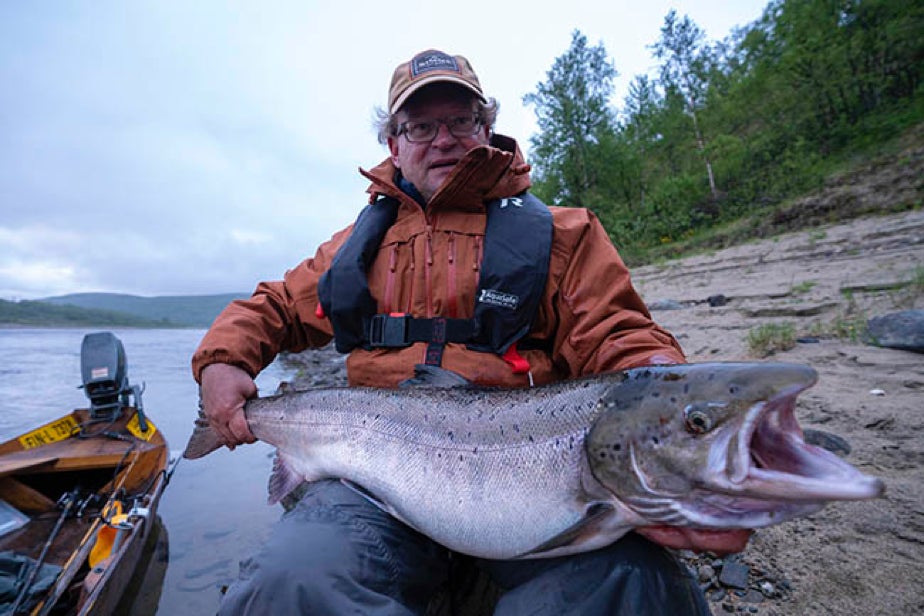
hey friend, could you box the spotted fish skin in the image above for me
[184,362,884,560]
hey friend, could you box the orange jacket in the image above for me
[191,135,684,388]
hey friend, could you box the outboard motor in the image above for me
[80,332,145,428]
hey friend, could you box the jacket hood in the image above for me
[359,133,532,212]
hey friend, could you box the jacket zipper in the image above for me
[383,244,398,314]
[424,224,434,317]
[447,232,457,317]
[406,235,416,313]
[473,235,482,274]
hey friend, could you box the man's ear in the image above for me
[387,136,401,167]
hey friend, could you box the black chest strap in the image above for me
[317,197,399,353]
[317,193,553,367]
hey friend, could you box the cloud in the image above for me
[0,260,78,299]
[0,0,767,300]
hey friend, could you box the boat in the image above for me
[0,332,173,615]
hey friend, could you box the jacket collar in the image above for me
[359,134,532,212]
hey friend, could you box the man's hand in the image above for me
[199,363,258,450]
[635,525,753,555]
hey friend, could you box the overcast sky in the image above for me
[1,0,768,300]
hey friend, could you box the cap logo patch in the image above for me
[411,51,459,77]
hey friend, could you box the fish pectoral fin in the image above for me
[399,365,472,389]
[267,451,306,505]
[518,502,622,559]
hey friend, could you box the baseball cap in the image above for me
[388,49,486,114]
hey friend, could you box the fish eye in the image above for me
[683,404,714,434]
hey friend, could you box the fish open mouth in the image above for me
[726,383,885,502]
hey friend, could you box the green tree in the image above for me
[524,0,923,263]
[768,0,924,145]
[621,75,661,209]
[523,30,618,209]
[651,10,720,202]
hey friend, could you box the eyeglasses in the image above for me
[396,113,484,143]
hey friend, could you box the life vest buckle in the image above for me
[368,313,412,348]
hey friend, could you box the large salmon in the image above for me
[183,362,884,559]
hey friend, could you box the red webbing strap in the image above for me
[502,343,530,374]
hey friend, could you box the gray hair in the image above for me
[373,97,499,145]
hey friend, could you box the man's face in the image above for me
[388,85,490,202]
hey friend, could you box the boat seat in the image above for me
[0,436,145,479]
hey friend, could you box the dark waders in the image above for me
[219,480,710,615]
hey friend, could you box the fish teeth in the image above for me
[728,402,764,483]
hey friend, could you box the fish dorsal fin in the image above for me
[517,502,620,559]
[267,451,306,505]
[398,364,472,389]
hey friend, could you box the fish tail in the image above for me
[182,418,224,459]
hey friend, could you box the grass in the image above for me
[829,314,869,342]
[748,309,872,357]
[890,265,924,309]
[790,280,817,295]
[622,124,923,268]
[747,322,797,357]
[807,313,869,343]
[808,230,827,244]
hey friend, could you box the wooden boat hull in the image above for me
[0,407,170,615]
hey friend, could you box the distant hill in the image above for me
[0,298,183,328]
[40,292,247,328]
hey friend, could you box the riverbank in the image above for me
[633,208,923,615]
[281,208,923,615]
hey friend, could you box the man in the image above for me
[194,49,748,614]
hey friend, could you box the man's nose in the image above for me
[431,122,458,147]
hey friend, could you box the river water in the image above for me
[0,328,290,615]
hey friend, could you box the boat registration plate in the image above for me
[19,416,79,449]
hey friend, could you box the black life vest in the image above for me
[316,192,553,369]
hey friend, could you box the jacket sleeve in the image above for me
[548,208,685,375]
[190,227,350,383]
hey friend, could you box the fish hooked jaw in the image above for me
[721,387,885,502]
